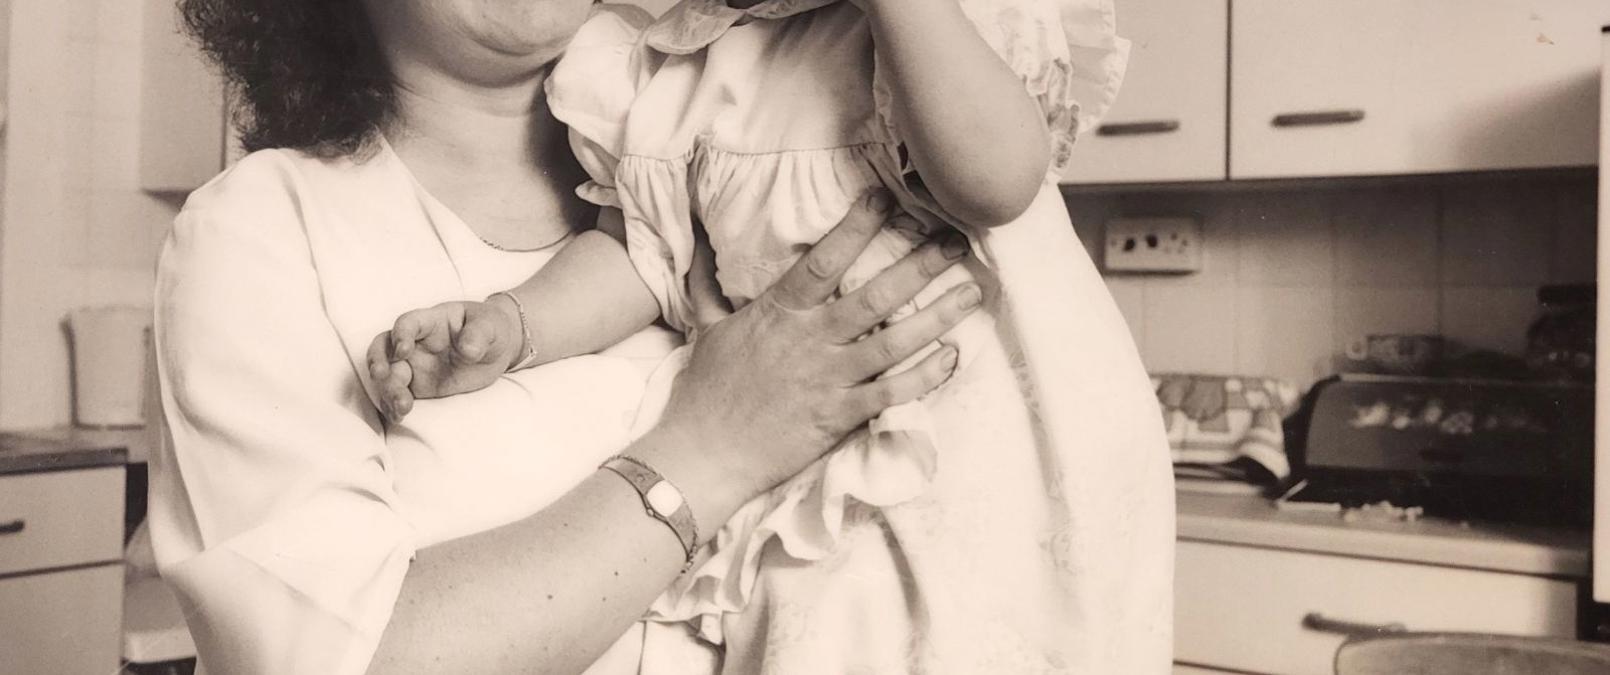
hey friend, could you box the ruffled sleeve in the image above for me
[875,0,1130,179]
[150,155,415,674]
[548,4,659,209]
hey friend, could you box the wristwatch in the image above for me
[600,455,700,571]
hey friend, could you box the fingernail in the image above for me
[867,189,893,214]
[942,236,969,260]
[941,347,959,371]
[959,284,983,309]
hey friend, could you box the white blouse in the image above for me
[151,141,678,674]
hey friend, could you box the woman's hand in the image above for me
[637,190,980,531]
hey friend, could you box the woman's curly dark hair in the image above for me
[180,0,394,158]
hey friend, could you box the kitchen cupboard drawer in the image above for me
[1061,0,1228,183]
[0,468,124,576]
[0,564,123,674]
[1176,540,1578,675]
[1172,664,1238,674]
[1230,0,1610,179]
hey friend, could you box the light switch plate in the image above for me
[1104,216,1203,273]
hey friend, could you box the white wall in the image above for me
[0,0,180,429]
[0,0,679,430]
[1065,174,1598,392]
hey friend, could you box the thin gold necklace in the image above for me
[476,229,574,253]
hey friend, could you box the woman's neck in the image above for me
[385,65,587,249]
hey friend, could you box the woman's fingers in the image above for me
[826,231,969,341]
[766,189,894,312]
[843,281,981,380]
[846,345,960,420]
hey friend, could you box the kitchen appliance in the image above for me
[65,305,152,428]
[1344,334,1445,376]
[1279,374,1593,527]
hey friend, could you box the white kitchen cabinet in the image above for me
[1061,0,1228,184]
[1230,0,1609,180]
[140,0,231,193]
[0,466,125,674]
[1175,540,1578,675]
[0,565,124,674]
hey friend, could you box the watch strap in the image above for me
[600,455,699,571]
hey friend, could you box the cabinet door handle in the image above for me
[0,519,23,536]
[1096,120,1181,136]
[1272,110,1366,127]
[1302,612,1407,636]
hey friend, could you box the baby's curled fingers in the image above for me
[454,314,499,363]
[846,345,960,420]
[365,332,394,416]
[384,359,416,422]
[391,304,461,360]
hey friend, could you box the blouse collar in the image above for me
[644,0,842,54]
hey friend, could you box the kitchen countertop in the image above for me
[0,427,137,475]
[1177,491,1589,578]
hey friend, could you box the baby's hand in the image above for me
[366,299,525,421]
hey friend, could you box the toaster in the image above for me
[1278,374,1593,528]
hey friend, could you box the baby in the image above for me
[371,0,1174,672]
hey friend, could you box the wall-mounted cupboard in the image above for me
[139,0,232,193]
[1063,0,1610,185]
[1059,0,1229,183]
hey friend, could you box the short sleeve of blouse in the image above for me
[875,0,1130,179]
[548,4,659,208]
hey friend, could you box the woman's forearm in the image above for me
[369,430,725,674]
[865,0,1049,227]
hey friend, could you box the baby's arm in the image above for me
[860,0,1051,227]
[368,208,660,421]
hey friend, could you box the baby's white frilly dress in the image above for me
[549,1,1176,672]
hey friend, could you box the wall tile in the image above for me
[1235,287,1334,390]
[1441,287,1538,354]
[94,0,144,48]
[1142,284,1235,374]
[1104,277,1146,355]
[1332,287,1440,356]
[1334,188,1439,286]
[1550,180,1597,284]
[1234,191,1333,287]
[1062,192,1118,266]
[1117,192,1238,286]
[1089,175,1578,395]
[1441,182,1554,286]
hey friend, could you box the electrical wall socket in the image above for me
[1103,216,1203,273]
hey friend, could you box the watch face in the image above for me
[645,481,684,515]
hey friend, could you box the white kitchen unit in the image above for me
[0,465,126,674]
[1060,0,1228,184]
[1176,493,1587,675]
[139,0,232,193]
[1231,0,1609,180]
